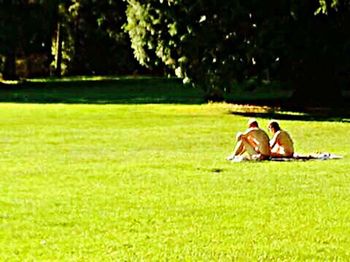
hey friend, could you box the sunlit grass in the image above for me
[25,75,163,82]
[0,103,349,260]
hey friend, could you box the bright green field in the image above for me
[0,102,349,261]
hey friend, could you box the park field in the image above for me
[0,101,349,261]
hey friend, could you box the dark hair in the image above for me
[268,121,280,131]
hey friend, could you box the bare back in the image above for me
[244,128,271,156]
[271,130,294,156]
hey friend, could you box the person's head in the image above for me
[268,120,280,133]
[248,118,259,128]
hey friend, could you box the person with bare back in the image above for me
[227,118,271,161]
[268,120,294,158]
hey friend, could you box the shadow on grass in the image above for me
[231,111,350,122]
[1,77,350,122]
[0,77,205,104]
[228,99,350,122]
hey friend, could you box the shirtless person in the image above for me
[227,119,271,161]
[268,120,294,158]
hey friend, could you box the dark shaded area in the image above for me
[228,98,350,122]
[0,77,205,104]
[231,111,350,123]
[211,168,224,173]
[1,77,349,122]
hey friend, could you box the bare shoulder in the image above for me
[281,130,292,137]
[244,127,257,135]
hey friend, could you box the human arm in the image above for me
[236,128,254,141]
[269,132,279,148]
[236,132,243,141]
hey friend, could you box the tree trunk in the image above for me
[2,0,17,80]
[3,49,17,80]
[55,21,63,77]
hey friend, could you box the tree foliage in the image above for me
[1,0,349,105]
[0,0,142,78]
[125,0,350,103]
[0,0,55,79]
[53,0,141,75]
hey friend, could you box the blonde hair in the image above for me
[248,118,258,127]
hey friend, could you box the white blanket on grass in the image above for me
[271,153,343,161]
[227,153,343,162]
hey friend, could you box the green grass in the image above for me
[0,102,349,260]
[0,76,205,104]
[0,76,295,104]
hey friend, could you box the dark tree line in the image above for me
[1,0,350,105]
[0,0,55,79]
[125,0,350,104]
[0,0,141,79]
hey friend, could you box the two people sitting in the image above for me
[227,118,294,161]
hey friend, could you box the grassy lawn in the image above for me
[0,76,294,104]
[0,100,349,260]
[0,77,205,104]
